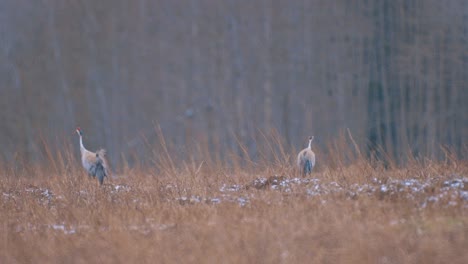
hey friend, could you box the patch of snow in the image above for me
[209,198,221,204]
[380,185,389,193]
[254,177,268,185]
[280,180,289,187]
[165,184,176,190]
[190,196,201,203]
[50,224,76,235]
[220,184,242,192]
[459,191,468,201]
[443,179,467,189]
[42,189,52,199]
[401,179,418,186]
[448,201,458,206]
[237,197,249,207]
[290,177,302,184]
[307,189,321,197]
[114,185,131,192]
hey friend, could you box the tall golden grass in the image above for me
[0,132,467,263]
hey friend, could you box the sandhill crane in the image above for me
[297,136,316,176]
[76,127,110,185]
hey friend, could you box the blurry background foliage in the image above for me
[0,0,466,167]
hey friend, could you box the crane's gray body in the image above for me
[89,154,107,185]
[77,128,109,185]
[297,137,316,176]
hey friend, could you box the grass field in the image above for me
[1,138,467,263]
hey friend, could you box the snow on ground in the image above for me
[13,222,177,236]
[214,175,468,208]
[4,175,467,235]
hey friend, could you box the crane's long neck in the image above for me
[308,139,312,149]
[79,135,86,154]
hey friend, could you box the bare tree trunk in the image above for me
[263,0,273,132]
[228,1,246,156]
[81,1,111,156]
[48,3,75,131]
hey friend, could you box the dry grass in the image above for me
[0,136,467,264]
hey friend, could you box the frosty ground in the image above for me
[1,160,467,263]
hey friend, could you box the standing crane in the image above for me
[297,136,316,176]
[76,127,110,185]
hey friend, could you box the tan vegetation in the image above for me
[0,1,466,262]
[1,134,467,263]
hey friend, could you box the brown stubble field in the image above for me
[0,139,467,264]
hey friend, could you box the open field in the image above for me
[1,141,467,264]
[1,1,466,263]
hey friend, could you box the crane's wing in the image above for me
[96,148,111,177]
[92,154,107,185]
[304,159,313,175]
[94,161,106,185]
[96,149,106,156]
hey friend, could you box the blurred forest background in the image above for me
[0,0,466,166]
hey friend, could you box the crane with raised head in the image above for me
[297,136,316,176]
[76,127,109,185]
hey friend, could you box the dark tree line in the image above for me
[0,0,466,166]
